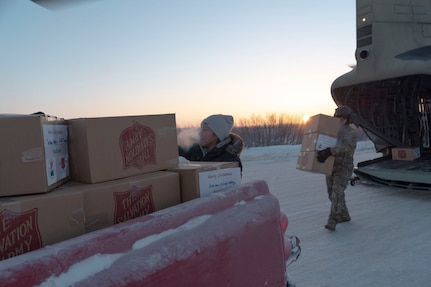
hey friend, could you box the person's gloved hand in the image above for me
[317,148,332,163]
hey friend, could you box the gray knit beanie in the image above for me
[201,114,234,141]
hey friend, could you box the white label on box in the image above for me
[315,134,337,151]
[198,167,242,197]
[43,125,70,185]
[413,147,421,159]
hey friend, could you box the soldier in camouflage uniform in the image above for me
[317,105,357,231]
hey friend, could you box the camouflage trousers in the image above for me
[325,173,350,222]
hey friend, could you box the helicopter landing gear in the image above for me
[350,176,360,186]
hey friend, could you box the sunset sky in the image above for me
[0,0,356,126]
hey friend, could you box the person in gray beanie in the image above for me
[179,114,244,171]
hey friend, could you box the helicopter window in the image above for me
[357,24,372,38]
[357,24,372,48]
[357,37,372,48]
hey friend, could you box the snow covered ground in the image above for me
[241,140,431,287]
[3,140,430,286]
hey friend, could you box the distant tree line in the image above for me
[178,113,368,148]
[233,113,303,147]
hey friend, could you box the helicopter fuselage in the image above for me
[331,0,431,190]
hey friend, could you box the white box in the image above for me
[392,147,420,161]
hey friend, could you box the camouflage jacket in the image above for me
[330,124,357,176]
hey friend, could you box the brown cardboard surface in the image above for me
[63,171,181,233]
[304,114,341,136]
[0,188,85,260]
[168,161,240,202]
[68,114,179,183]
[296,151,334,175]
[0,114,70,196]
[301,133,337,152]
[392,147,421,161]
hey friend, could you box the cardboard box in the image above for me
[392,147,421,161]
[68,114,179,183]
[63,171,181,233]
[168,162,241,202]
[301,133,337,152]
[304,114,340,136]
[0,188,85,261]
[296,151,334,175]
[0,114,70,197]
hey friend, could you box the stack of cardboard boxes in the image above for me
[296,114,341,175]
[0,113,242,261]
[65,114,181,234]
[0,114,182,260]
[0,114,79,261]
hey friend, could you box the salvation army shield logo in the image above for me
[397,150,407,159]
[119,122,157,170]
[113,185,155,224]
[0,208,43,260]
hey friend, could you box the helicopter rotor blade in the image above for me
[30,0,102,10]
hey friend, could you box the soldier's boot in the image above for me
[324,218,337,231]
[337,211,351,223]
[337,207,351,223]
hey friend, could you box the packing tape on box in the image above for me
[69,208,85,226]
[21,147,43,162]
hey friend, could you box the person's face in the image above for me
[339,117,348,125]
[199,125,218,149]
[335,114,348,125]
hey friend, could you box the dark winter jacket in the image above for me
[179,133,244,171]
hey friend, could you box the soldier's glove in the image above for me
[317,148,332,163]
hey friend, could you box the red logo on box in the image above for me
[0,208,43,260]
[114,185,155,224]
[397,150,407,159]
[119,122,156,170]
